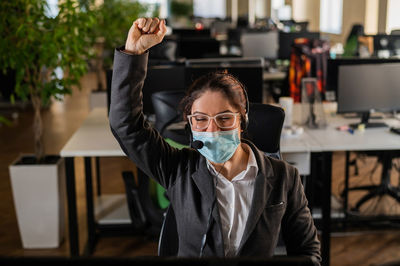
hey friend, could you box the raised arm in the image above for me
[124,17,166,55]
[109,18,193,189]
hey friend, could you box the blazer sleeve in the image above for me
[281,167,322,265]
[109,47,191,189]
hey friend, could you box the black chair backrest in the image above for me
[245,103,285,159]
[151,90,185,132]
[151,90,189,145]
[142,65,186,115]
[122,169,166,238]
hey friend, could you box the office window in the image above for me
[272,0,284,10]
[45,0,59,18]
[254,0,268,19]
[138,0,168,18]
[271,0,291,21]
[320,0,343,34]
[387,0,400,34]
[193,0,225,18]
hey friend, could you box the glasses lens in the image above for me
[191,114,210,129]
[215,113,236,128]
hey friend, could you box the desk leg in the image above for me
[84,157,96,255]
[65,157,79,257]
[344,151,350,224]
[95,157,101,196]
[321,152,332,266]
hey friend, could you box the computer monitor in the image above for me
[326,58,400,97]
[278,31,320,59]
[185,57,264,103]
[177,37,220,59]
[280,20,309,32]
[370,34,400,57]
[240,31,279,59]
[172,28,211,38]
[142,64,186,115]
[337,62,400,128]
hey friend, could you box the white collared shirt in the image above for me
[206,143,258,257]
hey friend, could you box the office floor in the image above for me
[1,71,400,265]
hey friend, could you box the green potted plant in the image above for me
[170,0,193,28]
[0,0,95,248]
[91,0,147,94]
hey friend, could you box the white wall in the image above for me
[386,0,400,33]
[292,0,320,32]
[365,0,379,35]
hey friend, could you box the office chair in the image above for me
[245,102,285,159]
[157,102,286,256]
[151,90,189,145]
[122,171,165,239]
[343,150,400,213]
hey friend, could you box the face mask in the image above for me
[192,128,240,164]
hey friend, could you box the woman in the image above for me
[109,17,321,263]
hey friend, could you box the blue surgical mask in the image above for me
[192,128,241,164]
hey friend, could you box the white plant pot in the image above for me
[9,155,66,249]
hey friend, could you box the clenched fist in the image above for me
[124,17,167,55]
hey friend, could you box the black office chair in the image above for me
[157,102,286,256]
[245,103,285,159]
[122,170,166,239]
[151,90,189,145]
[343,150,400,213]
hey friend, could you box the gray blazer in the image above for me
[109,48,321,264]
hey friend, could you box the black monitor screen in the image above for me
[186,65,263,103]
[142,64,186,115]
[172,28,211,38]
[371,34,400,55]
[337,63,400,114]
[177,37,220,59]
[326,58,400,97]
[241,31,279,59]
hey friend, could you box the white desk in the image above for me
[300,111,400,266]
[61,108,131,256]
[306,115,400,152]
[61,108,124,157]
[61,109,131,223]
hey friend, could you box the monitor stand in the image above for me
[349,112,388,129]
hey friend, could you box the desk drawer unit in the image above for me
[281,152,310,176]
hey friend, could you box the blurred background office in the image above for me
[1,1,400,266]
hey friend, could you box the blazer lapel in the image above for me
[191,156,225,256]
[237,142,275,254]
[191,157,215,206]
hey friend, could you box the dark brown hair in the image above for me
[180,71,248,125]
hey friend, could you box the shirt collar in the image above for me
[206,143,258,182]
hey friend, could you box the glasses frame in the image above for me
[187,112,240,131]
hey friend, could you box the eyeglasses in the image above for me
[187,112,240,130]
